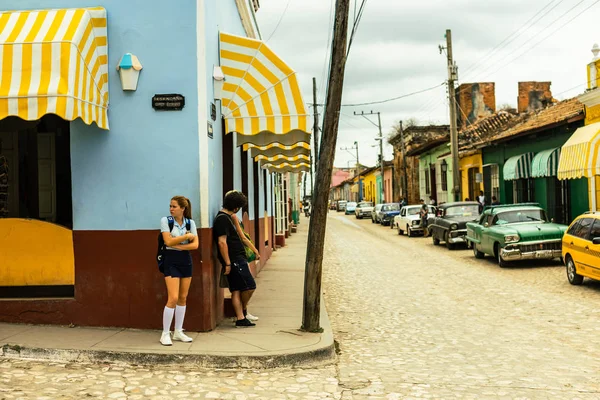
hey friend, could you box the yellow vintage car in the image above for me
[562,212,600,285]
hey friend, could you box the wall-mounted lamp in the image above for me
[213,66,225,100]
[440,159,448,173]
[117,53,142,91]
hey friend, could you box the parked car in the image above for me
[371,204,384,223]
[345,202,357,215]
[430,202,480,250]
[562,212,600,285]
[394,205,436,237]
[355,201,374,219]
[337,200,347,212]
[466,203,567,268]
[380,203,401,227]
[330,201,338,210]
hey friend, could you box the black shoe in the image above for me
[235,318,256,327]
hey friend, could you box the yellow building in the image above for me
[557,45,600,211]
[361,168,378,203]
[459,151,483,201]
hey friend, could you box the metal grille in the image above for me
[518,241,561,253]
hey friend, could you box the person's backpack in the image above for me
[157,216,191,272]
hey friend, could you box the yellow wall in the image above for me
[586,103,600,125]
[0,219,75,286]
[362,172,378,203]
[459,153,483,201]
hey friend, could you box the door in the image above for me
[583,219,600,280]
[37,133,56,222]
[566,218,594,278]
[0,132,19,217]
[429,165,437,204]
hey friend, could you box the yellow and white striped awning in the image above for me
[0,7,109,129]
[557,121,600,180]
[255,154,310,166]
[262,162,310,173]
[244,142,310,160]
[219,32,310,150]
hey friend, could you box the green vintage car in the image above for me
[466,203,568,268]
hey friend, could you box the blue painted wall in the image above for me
[203,0,256,225]
[2,0,200,230]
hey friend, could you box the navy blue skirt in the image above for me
[163,250,193,278]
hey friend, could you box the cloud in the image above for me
[257,0,600,168]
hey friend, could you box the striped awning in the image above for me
[503,152,534,181]
[0,7,109,129]
[531,148,560,178]
[244,142,310,160]
[262,162,310,173]
[219,32,310,163]
[557,122,600,180]
[255,154,310,166]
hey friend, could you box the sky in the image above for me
[256,0,600,169]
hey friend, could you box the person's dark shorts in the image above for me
[226,259,256,292]
[163,250,193,278]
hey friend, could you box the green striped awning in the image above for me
[531,148,560,178]
[503,152,534,181]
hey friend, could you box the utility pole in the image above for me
[354,110,384,203]
[302,0,350,333]
[340,142,360,201]
[313,77,320,165]
[399,121,408,202]
[441,29,461,202]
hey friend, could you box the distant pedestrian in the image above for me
[419,199,425,205]
[429,196,437,206]
[477,190,486,213]
[465,198,470,202]
[159,196,198,346]
[491,196,500,206]
[214,190,258,328]
[400,197,407,208]
[420,203,430,236]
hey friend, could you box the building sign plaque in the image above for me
[152,94,185,111]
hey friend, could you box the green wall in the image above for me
[482,121,586,223]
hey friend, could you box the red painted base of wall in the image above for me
[0,218,274,332]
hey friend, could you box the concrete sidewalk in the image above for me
[0,219,334,369]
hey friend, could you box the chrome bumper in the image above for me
[448,229,468,244]
[500,247,562,261]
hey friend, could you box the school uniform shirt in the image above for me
[160,217,198,250]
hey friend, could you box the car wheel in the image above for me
[495,244,510,268]
[445,232,455,250]
[473,243,484,259]
[566,255,584,285]
[407,225,413,237]
[432,234,440,246]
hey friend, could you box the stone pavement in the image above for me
[3,212,600,399]
[0,220,334,369]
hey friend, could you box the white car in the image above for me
[355,201,374,219]
[393,205,436,237]
[371,204,384,223]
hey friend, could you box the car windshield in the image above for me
[406,207,420,216]
[347,202,357,207]
[383,203,400,211]
[358,202,373,207]
[494,209,547,225]
[444,205,479,217]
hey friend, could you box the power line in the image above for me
[481,0,600,80]
[340,83,444,107]
[266,0,293,42]
[462,0,565,78]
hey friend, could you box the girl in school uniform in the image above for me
[159,196,199,346]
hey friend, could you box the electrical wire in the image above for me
[462,0,565,78]
[266,0,293,42]
[341,83,444,107]
[469,0,591,82]
[347,0,368,57]
[481,0,600,80]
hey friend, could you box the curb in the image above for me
[1,341,336,369]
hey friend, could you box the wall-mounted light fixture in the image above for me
[213,66,225,100]
[440,159,448,173]
[117,53,143,91]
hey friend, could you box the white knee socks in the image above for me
[163,306,175,333]
[175,305,186,331]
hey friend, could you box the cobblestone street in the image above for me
[3,213,600,399]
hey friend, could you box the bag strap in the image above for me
[167,216,175,232]
[217,213,243,242]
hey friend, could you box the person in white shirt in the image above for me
[477,190,486,213]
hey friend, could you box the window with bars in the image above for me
[441,167,448,191]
